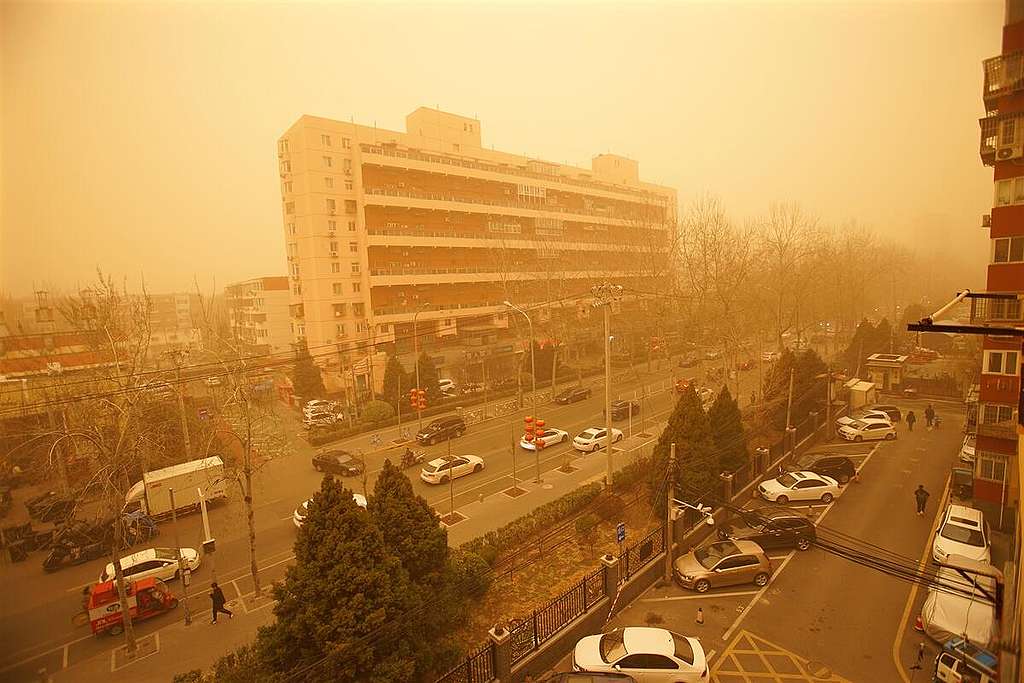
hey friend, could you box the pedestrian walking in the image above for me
[914,484,930,516]
[924,404,935,429]
[906,410,916,432]
[209,582,233,624]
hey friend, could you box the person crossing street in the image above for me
[209,582,233,624]
[924,404,935,429]
[914,484,930,516]
[906,410,916,432]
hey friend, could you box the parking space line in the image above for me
[231,579,243,599]
[62,644,69,669]
[640,590,759,603]
[722,551,797,644]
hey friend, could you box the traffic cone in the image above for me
[913,615,924,632]
[696,607,704,625]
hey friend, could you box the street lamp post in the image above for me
[591,283,623,487]
[413,303,431,431]
[504,301,539,483]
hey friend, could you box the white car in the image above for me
[758,471,841,504]
[293,493,367,528]
[959,435,976,464]
[99,547,200,584]
[837,418,897,442]
[303,400,335,418]
[835,410,891,428]
[438,378,456,394]
[520,427,569,450]
[303,412,337,430]
[932,505,991,565]
[573,627,708,682]
[573,427,624,453]
[420,454,485,484]
[203,376,221,387]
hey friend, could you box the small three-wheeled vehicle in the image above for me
[86,577,179,636]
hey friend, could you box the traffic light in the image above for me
[409,388,418,410]
[524,415,535,443]
[417,389,426,410]
[535,418,546,449]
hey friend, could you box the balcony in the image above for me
[976,421,1019,440]
[983,52,1024,106]
[289,303,305,319]
[978,113,1024,166]
[367,265,639,287]
[968,293,1024,325]
[365,226,654,253]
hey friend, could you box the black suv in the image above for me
[416,416,467,445]
[554,387,592,404]
[607,400,640,421]
[787,452,857,484]
[717,507,816,551]
[869,404,902,422]
[312,450,364,476]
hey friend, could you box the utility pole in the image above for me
[592,283,623,486]
[664,443,676,583]
[168,489,192,625]
[510,422,518,490]
[447,436,454,518]
[504,301,539,483]
[413,303,431,431]
[824,366,832,443]
[166,349,193,459]
[785,368,796,455]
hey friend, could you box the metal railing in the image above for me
[434,642,496,683]
[619,524,665,582]
[366,225,656,250]
[508,568,606,665]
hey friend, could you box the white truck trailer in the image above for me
[124,457,228,517]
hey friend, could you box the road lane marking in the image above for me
[63,644,69,669]
[891,473,951,683]
[640,590,759,602]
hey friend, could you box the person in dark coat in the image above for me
[210,582,233,623]
[924,404,935,428]
[914,484,930,516]
[906,411,917,432]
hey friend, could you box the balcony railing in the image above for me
[289,303,305,319]
[360,144,672,206]
[969,294,1024,325]
[372,301,507,318]
[978,113,1024,165]
[365,226,654,249]
[984,52,1024,105]
[977,421,1019,440]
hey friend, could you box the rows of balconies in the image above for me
[984,52,1024,107]
[364,226,658,252]
[976,421,1019,440]
[367,266,640,287]
[359,143,672,207]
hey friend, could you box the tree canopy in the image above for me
[291,341,326,400]
[762,348,827,431]
[708,386,747,473]
[651,384,719,508]
[381,354,408,405]
[415,352,441,401]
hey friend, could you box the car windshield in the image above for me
[848,420,868,430]
[671,632,695,665]
[424,463,441,473]
[777,473,798,487]
[154,548,178,560]
[598,631,627,663]
[332,454,352,464]
[694,541,738,569]
[794,454,816,468]
[580,430,599,439]
[940,522,985,547]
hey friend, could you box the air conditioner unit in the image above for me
[996,144,1024,160]
[330,251,339,258]
[983,214,992,227]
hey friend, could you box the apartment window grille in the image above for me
[351,262,361,274]
[281,160,291,173]
[283,181,293,193]
[333,303,347,317]
[328,219,337,231]
[982,403,1015,424]
[353,303,365,316]
[345,180,353,190]
[348,221,357,231]
[1001,119,1016,146]
[352,282,361,293]
[326,199,337,213]
[349,242,358,253]
[342,137,351,149]
[978,453,1007,482]
[278,140,289,154]
[288,222,296,235]
[336,324,345,336]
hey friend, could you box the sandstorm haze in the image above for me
[0,0,1002,295]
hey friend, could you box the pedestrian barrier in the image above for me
[434,641,496,683]
[619,524,665,582]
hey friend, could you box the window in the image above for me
[278,140,289,154]
[292,284,302,295]
[342,137,351,149]
[352,282,361,293]
[344,180,353,190]
[323,155,333,168]
[343,158,352,173]
[333,283,343,295]
[982,403,1015,424]
[353,303,365,316]
[979,453,1007,482]
[1014,177,1024,202]
[331,262,340,273]
[348,220,357,232]
[984,350,1019,375]
[281,160,291,173]
[996,180,1012,206]
[349,242,358,253]
[285,201,295,214]
[288,222,296,235]
[990,297,1023,321]
[1001,118,1016,146]
[329,241,339,252]
[324,177,334,189]
[328,219,337,231]
[326,198,336,213]
[351,262,361,274]
[993,236,1024,263]
[333,303,347,317]
[321,134,331,146]
[335,324,345,336]
[345,200,357,214]
[283,181,293,193]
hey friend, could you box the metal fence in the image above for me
[434,642,496,683]
[508,566,607,665]
[619,524,665,582]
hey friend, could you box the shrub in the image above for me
[447,549,492,598]
[361,400,395,424]
[593,493,624,522]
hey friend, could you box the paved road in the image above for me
[0,353,770,680]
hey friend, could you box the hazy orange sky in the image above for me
[0,0,1004,297]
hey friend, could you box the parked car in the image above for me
[868,404,902,422]
[26,491,76,523]
[293,493,367,528]
[420,454,484,484]
[203,376,221,387]
[758,471,840,504]
[303,399,335,418]
[736,359,755,371]
[573,427,624,452]
[933,504,991,565]
[312,450,363,476]
[959,434,977,464]
[717,507,816,551]
[837,418,897,442]
[572,627,708,682]
[554,387,592,404]
[99,547,200,584]
[438,378,456,393]
[674,539,772,594]
[542,672,635,683]
[416,416,467,445]
[303,412,337,430]
[606,400,639,421]
[785,452,857,485]
[520,427,570,450]
[703,349,722,360]
[460,382,485,395]
[835,410,891,428]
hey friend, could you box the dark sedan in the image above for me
[606,400,640,421]
[785,452,857,485]
[717,507,816,551]
[554,387,592,404]
[312,450,364,476]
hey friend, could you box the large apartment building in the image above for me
[224,276,292,354]
[276,107,677,389]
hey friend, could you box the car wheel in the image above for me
[430,437,437,446]
[694,579,711,593]
[615,434,623,443]
[473,464,482,473]
[854,435,863,442]
[753,572,770,587]
[167,597,179,610]
[776,495,789,504]
[796,536,811,551]
[821,492,834,504]
[440,475,449,484]
[108,623,124,637]
[885,433,896,440]
[837,473,851,485]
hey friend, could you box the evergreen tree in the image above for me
[763,348,827,430]
[381,354,408,405]
[258,476,417,682]
[415,352,441,401]
[650,385,719,509]
[291,341,326,400]
[708,386,747,472]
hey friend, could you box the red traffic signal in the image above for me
[409,388,418,409]
[536,437,546,449]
